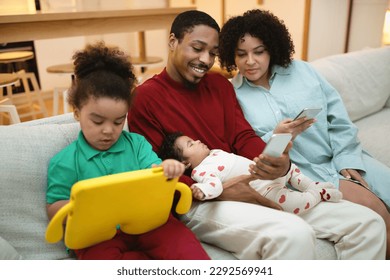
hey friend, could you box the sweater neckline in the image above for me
[160,68,201,92]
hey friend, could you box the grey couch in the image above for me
[1,46,389,260]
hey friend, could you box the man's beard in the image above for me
[183,78,198,90]
[182,64,209,90]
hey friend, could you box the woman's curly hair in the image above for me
[68,41,136,110]
[219,9,295,72]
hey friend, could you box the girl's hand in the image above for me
[153,159,185,179]
[274,118,315,140]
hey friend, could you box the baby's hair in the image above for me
[67,41,136,110]
[158,131,185,161]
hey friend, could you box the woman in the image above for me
[218,9,390,258]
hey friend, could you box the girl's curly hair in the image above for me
[219,9,295,73]
[68,41,136,110]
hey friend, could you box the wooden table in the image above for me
[0,7,192,43]
[0,51,34,64]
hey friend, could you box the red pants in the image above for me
[74,214,210,260]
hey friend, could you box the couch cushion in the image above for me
[0,122,80,259]
[0,236,22,260]
[311,47,390,122]
[18,112,76,126]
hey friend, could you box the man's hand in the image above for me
[249,142,292,181]
[218,177,283,211]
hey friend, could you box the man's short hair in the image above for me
[170,10,220,41]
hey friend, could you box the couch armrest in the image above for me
[385,96,390,108]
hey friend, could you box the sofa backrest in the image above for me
[0,119,80,259]
[310,47,390,122]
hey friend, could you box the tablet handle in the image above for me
[45,203,72,243]
[174,182,192,214]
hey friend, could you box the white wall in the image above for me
[348,0,387,52]
[170,0,306,59]
[308,0,387,61]
[308,0,349,61]
[3,0,388,90]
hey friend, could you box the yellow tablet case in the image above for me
[45,167,192,249]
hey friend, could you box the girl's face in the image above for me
[175,135,210,168]
[234,34,271,88]
[74,96,128,151]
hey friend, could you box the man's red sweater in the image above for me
[128,69,266,184]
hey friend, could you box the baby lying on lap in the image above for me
[159,132,342,215]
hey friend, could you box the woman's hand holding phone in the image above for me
[293,108,322,121]
[274,118,314,140]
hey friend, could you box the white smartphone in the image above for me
[263,133,292,157]
[293,107,322,121]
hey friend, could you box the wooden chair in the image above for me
[0,73,20,125]
[46,63,74,115]
[0,98,21,124]
[3,70,48,121]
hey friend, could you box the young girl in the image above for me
[159,132,342,215]
[46,42,209,260]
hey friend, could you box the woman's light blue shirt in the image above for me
[231,60,390,205]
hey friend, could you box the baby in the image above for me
[159,132,342,215]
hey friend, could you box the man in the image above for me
[128,10,386,259]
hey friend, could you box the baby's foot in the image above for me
[319,188,342,202]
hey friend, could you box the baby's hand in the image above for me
[154,159,185,179]
[190,185,206,200]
